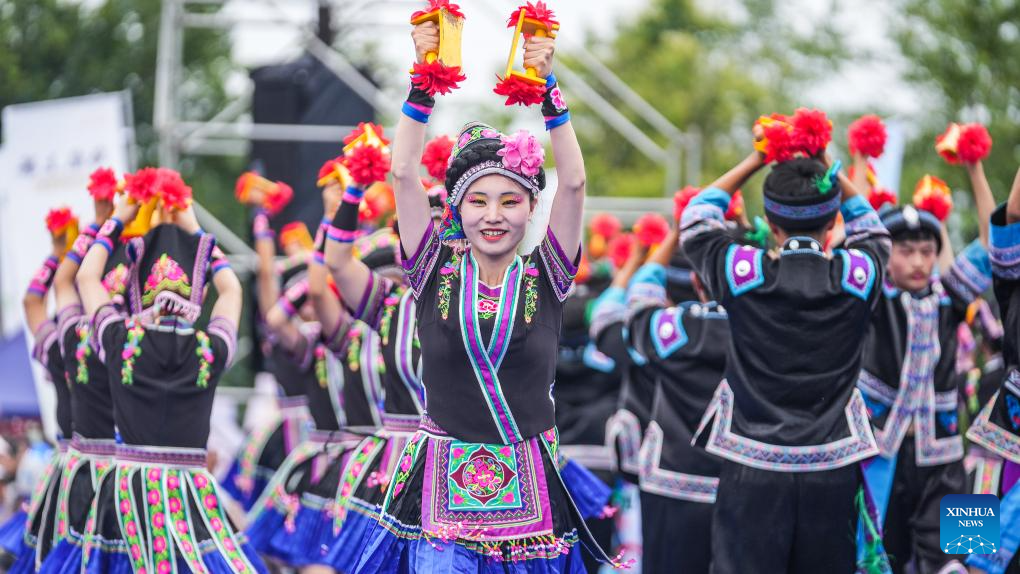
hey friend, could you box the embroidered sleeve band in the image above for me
[680,188,729,244]
[27,256,60,297]
[402,83,436,124]
[990,204,1020,279]
[66,223,100,265]
[542,74,570,131]
[93,218,124,254]
[944,240,992,304]
[627,263,669,309]
[253,210,274,240]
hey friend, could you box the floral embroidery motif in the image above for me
[379,295,400,344]
[438,251,462,320]
[102,263,129,299]
[477,294,499,320]
[121,320,145,385]
[195,331,214,388]
[524,261,539,324]
[115,467,149,574]
[191,470,256,574]
[347,328,362,372]
[143,468,173,574]
[75,324,91,384]
[384,433,425,509]
[165,469,206,574]
[315,344,328,388]
[333,437,385,535]
[142,254,191,306]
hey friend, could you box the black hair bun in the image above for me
[763,157,838,201]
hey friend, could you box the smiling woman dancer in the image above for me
[352,18,619,574]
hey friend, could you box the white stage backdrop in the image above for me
[0,92,134,438]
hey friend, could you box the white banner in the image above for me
[0,92,134,438]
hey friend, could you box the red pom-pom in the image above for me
[343,122,391,148]
[88,168,119,201]
[156,168,192,211]
[726,191,745,222]
[607,233,635,270]
[494,75,546,107]
[412,61,466,96]
[633,213,670,247]
[317,160,337,183]
[422,135,454,181]
[344,145,391,187]
[507,1,558,30]
[411,0,464,20]
[673,186,701,223]
[762,122,797,164]
[45,207,76,234]
[868,187,897,211]
[791,108,832,156]
[914,175,953,222]
[957,124,992,164]
[266,182,293,216]
[124,168,160,203]
[360,183,396,223]
[847,115,887,158]
[589,213,622,239]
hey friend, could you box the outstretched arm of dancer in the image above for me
[312,184,353,341]
[23,231,67,335]
[1010,167,1020,225]
[264,280,309,353]
[323,177,373,306]
[248,206,280,319]
[534,34,585,257]
[964,159,996,247]
[391,21,438,258]
[78,198,139,318]
[54,198,112,310]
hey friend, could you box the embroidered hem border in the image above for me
[695,381,880,472]
[639,422,718,503]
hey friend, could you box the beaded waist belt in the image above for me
[71,435,117,457]
[116,444,207,468]
[382,413,420,433]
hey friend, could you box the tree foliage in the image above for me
[567,0,849,198]
[0,0,244,231]
[892,0,1020,218]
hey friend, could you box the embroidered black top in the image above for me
[554,288,620,449]
[681,190,890,472]
[402,222,579,445]
[590,286,657,434]
[858,240,990,465]
[96,307,235,449]
[625,263,729,486]
[966,205,1020,466]
[33,318,73,439]
[349,273,424,417]
[59,304,116,440]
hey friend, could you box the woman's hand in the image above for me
[113,196,141,224]
[323,183,342,221]
[172,205,202,235]
[94,199,114,225]
[523,35,555,79]
[412,22,439,64]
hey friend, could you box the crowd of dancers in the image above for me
[1,3,1019,574]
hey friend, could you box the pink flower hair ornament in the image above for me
[497,130,545,178]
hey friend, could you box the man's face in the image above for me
[888,238,938,293]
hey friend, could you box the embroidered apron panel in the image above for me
[422,436,553,541]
